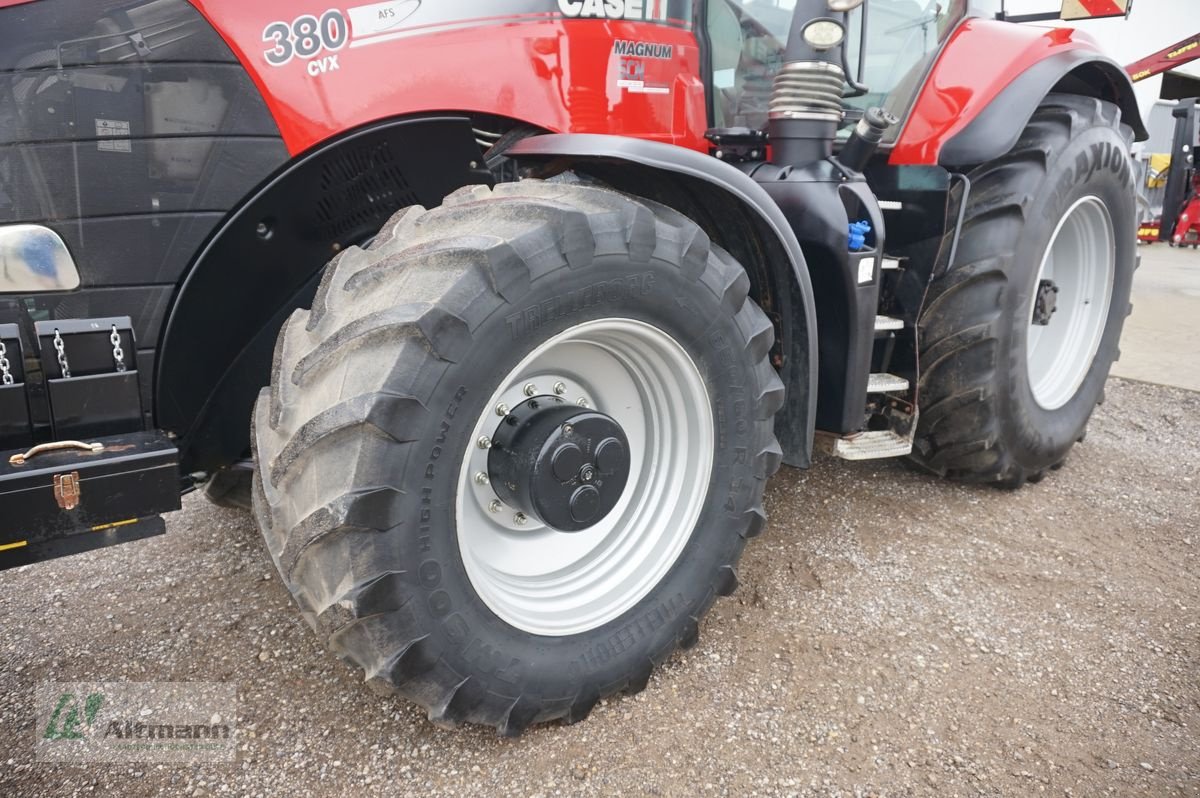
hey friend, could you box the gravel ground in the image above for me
[1,377,1197,797]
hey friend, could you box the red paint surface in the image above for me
[1126,32,1200,82]
[189,0,707,156]
[4,1,1120,171]
[890,19,1105,165]
[1078,0,1123,16]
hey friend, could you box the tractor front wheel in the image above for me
[911,94,1136,486]
[251,179,783,734]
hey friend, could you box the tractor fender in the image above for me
[891,19,1147,168]
[157,115,492,474]
[939,51,1146,167]
[507,133,820,466]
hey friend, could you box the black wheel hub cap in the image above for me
[488,397,630,532]
[1032,279,1060,326]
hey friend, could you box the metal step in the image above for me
[823,430,914,460]
[877,200,904,211]
[874,315,904,332]
[868,372,909,393]
[881,257,903,271]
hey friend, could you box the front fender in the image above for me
[892,19,1147,167]
[508,133,820,466]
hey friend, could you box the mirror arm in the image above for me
[842,8,871,98]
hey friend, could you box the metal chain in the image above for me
[0,341,12,386]
[53,330,71,379]
[110,325,127,373]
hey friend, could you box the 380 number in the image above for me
[263,10,348,67]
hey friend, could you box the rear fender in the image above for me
[891,19,1147,167]
[508,133,819,466]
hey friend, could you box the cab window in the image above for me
[707,0,969,136]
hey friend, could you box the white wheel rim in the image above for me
[1026,196,1115,411]
[455,318,714,637]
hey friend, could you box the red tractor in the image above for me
[0,0,1143,733]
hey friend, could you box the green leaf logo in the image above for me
[43,692,104,740]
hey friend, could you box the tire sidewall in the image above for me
[1000,123,1135,467]
[387,253,764,700]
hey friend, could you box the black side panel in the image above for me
[0,0,287,443]
[0,1,246,69]
[0,138,286,221]
[0,323,31,450]
[158,117,493,473]
[46,213,226,286]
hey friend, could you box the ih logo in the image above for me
[43,692,104,740]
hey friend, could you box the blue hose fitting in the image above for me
[848,220,871,251]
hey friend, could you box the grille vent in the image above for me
[315,140,419,240]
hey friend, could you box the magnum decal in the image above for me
[613,40,674,59]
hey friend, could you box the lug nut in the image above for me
[577,398,589,408]
[488,500,502,514]
[523,383,537,397]
[562,423,574,435]
[495,403,509,417]
[478,435,492,449]
[553,382,567,395]
[474,472,490,486]
[514,512,528,526]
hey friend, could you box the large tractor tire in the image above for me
[251,179,783,734]
[911,94,1136,486]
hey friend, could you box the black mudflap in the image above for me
[0,431,181,570]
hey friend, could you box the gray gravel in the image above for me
[1,377,1197,797]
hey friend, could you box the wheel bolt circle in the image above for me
[514,512,528,526]
[488,500,502,514]
[478,435,492,449]
[474,472,489,486]
[495,403,509,417]
[553,382,566,395]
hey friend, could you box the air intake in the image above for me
[769,61,846,123]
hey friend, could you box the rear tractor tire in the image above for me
[911,94,1136,486]
[251,180,784,734]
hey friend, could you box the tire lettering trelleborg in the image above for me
[505,274,657,339]
[569,592,685,676]
[420,383,524,686]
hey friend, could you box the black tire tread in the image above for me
[252,179,781,734]
[911,93,1127,487]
